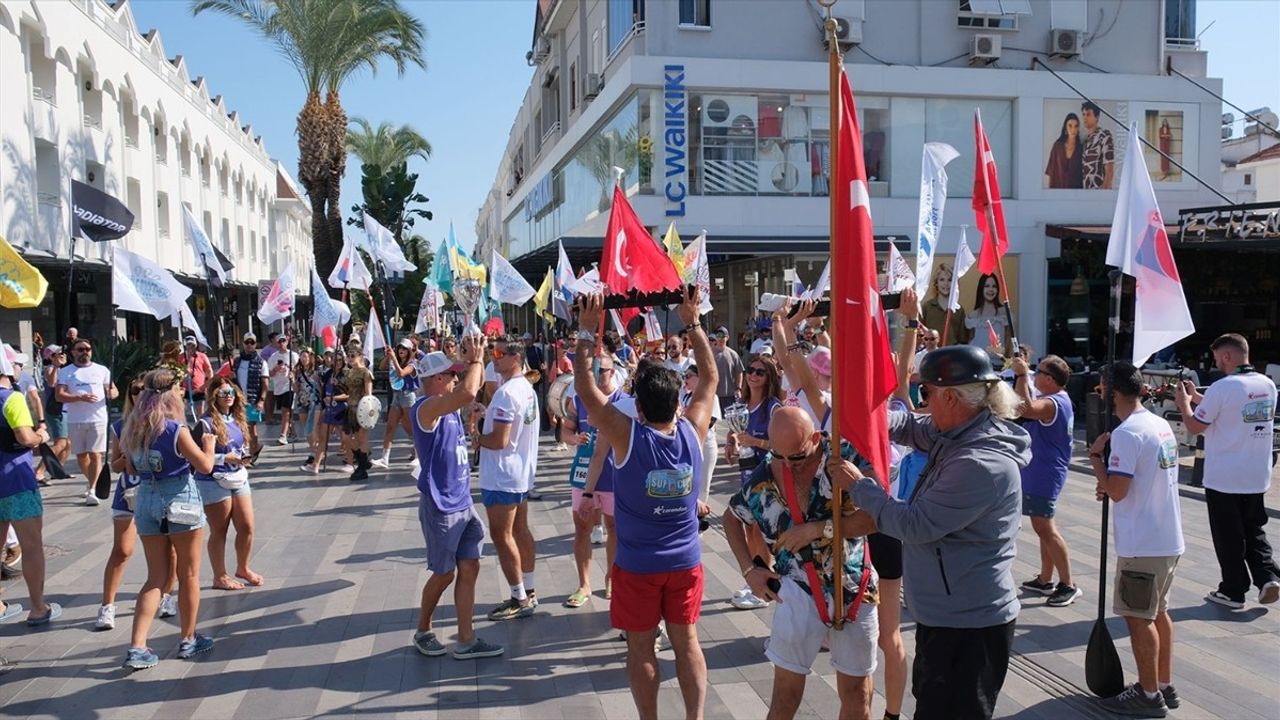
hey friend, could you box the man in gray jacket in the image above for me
[837,345,1029,720]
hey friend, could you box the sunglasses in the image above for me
[74,347,92,353]
[780,447,814,462]
[491,348,506,359]
[129,386,143,397]
[746,367,768,377]
[215,388,237,398]
[244,340,257,346]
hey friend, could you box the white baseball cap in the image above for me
[243,332,257,342]
[417,351,464,378]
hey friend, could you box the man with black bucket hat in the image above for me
[834,344,1030,720]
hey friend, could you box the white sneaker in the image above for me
[339,464,355,475]
[94,603,115,630]
[731,587,768,610]
[158,593,178,618]
[591,525,605,545]
[276,435,288,445]
[84,493,100,507]
[1260,580,1280,605]
[655,626,671,652]
[371,455,390,469]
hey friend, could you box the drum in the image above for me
[355,395,382,429]
[546,373,576,420]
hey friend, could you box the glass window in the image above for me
[608,0,644,55]
[680,0,711,27]
[958,1,1018,30]
[925,98,1012,198]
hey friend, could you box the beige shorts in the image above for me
[1114,555,1180,620]
[69,421,107,455]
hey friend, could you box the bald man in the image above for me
[724,406,880,720]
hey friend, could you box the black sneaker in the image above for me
[1161,685,1180,709]
[1098,683,1168,718]
[1047,583,1082,607]
[1021,577,1055,596]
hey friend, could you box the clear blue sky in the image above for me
[129,0,1276,256]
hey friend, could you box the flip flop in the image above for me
[26,602,62,627]
[0,602,24,623]
[564,591,590,609]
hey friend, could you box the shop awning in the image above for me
[1046,222,1280,252]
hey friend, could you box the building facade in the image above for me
[0,0,312,352]
[485,0,1231,365]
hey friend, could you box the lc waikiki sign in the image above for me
[663,65,688,218]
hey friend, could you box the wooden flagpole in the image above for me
[975,109,1018,357]
[820,0,845,631]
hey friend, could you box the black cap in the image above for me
[918,345,1001,387]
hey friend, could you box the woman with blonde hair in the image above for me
[95,379,179,631]
[195,376,261,590]
[920,261,967,347]
[116,368,217,670]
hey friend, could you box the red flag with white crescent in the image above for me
[972,110,1009,276]
[832,68,896,488]
[599,185,681,294]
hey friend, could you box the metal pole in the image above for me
[821,0,845,631]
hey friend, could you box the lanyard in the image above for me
[780,463,871,627]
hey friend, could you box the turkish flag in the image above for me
[971,110,1009,276]
[832,69,896,488]
[599,185,681,294]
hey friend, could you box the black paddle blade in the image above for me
[94,463,112,500]
[38,444,71,480]
[1085,617,1126,697]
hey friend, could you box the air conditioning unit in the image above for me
[969,33,1002,64]
[583,73,602,101]
[532,36,551,63]
[825,15,862,49]
[1050,29,1082,58]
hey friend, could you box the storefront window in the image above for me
[887,97,1012,198]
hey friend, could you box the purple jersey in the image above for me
[109,420,140,513]
[412,400,472,513]
[127,419,190,480]
[194,415,247,482]
[1020,391,1074,499]
[613,417,703,574]
[738,397,780,485]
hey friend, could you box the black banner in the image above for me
[71,179,134,243]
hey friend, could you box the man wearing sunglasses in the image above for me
[55,340,117,506]
[843,345,1030,720]
[663,336,693,376]
[573,288,717,720]
[231,333,268,461]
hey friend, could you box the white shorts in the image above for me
[70,422,107,455]
[766,577,879,678]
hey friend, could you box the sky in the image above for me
[128,0,1278,255]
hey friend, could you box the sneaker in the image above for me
[553,442,568,452]
[300,463,316,473]
[1098,682,1168,718]
[339,463,355,475]
[1259,580,1280,605]
[731,588,768,610]
[1047,584,1082,607]
[591,525,605,545]
[1160,685,1181,710]
[0,549,19,579]
[370,456,390,469]
[527,591,539,609]
[527,487,543,500]
[413,630,447,657]
[84,492,100,507]
[95,604,116,631]
[1021,577,1056,596]
[176,634,214,659]
[655,626,671,652]
[158,593,178,618]
[1205,590,1245,609]
[276,435,288,445]
[453,637,504,660]
[487,597,535,621]
[123,647,159,671]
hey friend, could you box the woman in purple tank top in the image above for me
[197,376,261,591]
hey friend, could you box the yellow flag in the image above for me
[662,223,685,277]
[533,267,554,323]
[449,246,487,284]
[0,234,48,309]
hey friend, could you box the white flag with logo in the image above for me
[257,261,296,324]
[112,247,192,319]
[948,229,977,312]
[174,301,208,348]
[489,250,537,305]
[567,267,605,296]
[363,212,416,273]
[914,142,960,299]
[328,233,374,291]
[885,243,916,293]
[183,205,225,285]
[415,283,444,334]
[364,305,387,364]
[682,232,713,314]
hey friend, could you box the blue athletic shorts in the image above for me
[480,489,528,507]
[419,494,484,574]
[1021,493,1057,519]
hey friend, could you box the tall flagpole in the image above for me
[820,0,845,631]
[976,109,1018,356]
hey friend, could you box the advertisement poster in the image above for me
[1143,109,1185,183]
[1042,99,1126,190]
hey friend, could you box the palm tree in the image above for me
[346,117,432,169]
[190,0,426,285]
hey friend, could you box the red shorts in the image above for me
[610,563,704,631]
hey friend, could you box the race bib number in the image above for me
[569,433,595,489]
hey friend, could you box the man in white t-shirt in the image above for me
[1175,333,1280,608]
[266,336,299,445]
[474,335,541,621]
[663,336,694,375]
[1089,361,1185,716]
[55,339,118,506]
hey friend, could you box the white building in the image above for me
[485,0,1242,365]
[0,0,312,351]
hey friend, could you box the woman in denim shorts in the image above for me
[374,340,420,468]
[115,369,218,670]
[96,380,178,632]
[195,376,261,591]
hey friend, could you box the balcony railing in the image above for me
[606,21,646,65]
[84,113,103,130]
[32,86,55,105]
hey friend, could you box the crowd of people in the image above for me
[2,290,1278,720]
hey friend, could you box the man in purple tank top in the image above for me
[573,288,717,720]
[408,335,505,661]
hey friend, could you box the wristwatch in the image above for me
[822,519,834,540]
[905,319,920,329]
[581,491,594,498]
[684,320,705,333]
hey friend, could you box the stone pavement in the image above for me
[2,429,1279,720]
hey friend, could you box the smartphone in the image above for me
[752,555,782,594]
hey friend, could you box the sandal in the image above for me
[564,591,590,609]
[0,602,24,623]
